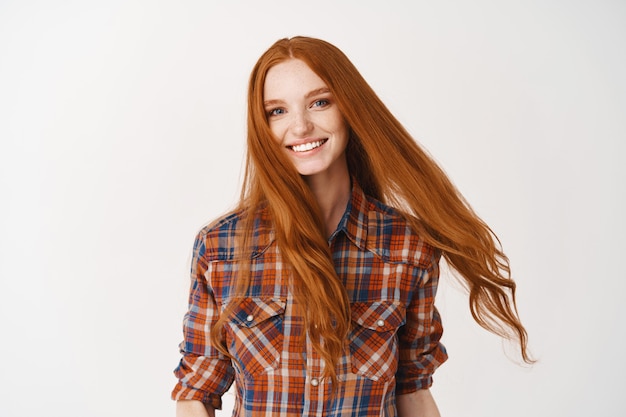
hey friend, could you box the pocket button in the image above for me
[376,319,385,327]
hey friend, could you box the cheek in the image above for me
[334,119,349,143]
[268,121,285,142]
[328,112,348,137]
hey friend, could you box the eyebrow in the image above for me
[263,87,331,107]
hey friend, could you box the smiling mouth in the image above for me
[289,139,328,153]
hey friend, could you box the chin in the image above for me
[297,170,322,177]
[294,164,327,177]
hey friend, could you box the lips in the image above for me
[288,139,328,153]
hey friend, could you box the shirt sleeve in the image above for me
[171,232,235,409]
[395,253,448,394]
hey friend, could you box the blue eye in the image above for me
[313,99,329,108]
[267,108,285,117]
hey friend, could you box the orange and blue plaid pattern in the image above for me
[172,183,448,416]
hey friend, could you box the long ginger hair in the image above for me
[212,36,533,382]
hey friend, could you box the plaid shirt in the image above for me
[172,182,448,416]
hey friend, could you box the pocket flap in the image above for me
[230,297,286,328]
[351,301,405,331]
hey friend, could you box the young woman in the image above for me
[172,36,532,417]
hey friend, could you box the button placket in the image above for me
[302,317,324,416]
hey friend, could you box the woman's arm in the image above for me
[172,233,235,408]
[397,389,441,417]
[176,400,215,417]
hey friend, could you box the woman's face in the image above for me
[263,59,349,181]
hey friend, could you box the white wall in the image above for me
[1,1,624,416]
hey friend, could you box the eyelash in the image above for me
[266,98,331,118]
[267,108,285,117]
[312,99,329,108]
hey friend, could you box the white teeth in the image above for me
[291,140,325,153]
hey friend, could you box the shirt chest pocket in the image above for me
[226,297,286,377]
[349,301,406,381]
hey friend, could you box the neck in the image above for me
[303,168,351,238]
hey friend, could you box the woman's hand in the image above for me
[176,400,215,417]
[397,389,441,417]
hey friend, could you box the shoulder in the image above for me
[363,195,438,269]
[193,207,273,262]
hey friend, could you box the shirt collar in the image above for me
[254,181,372,256]
[329,180,370,250]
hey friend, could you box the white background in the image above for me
[1,1,625,416]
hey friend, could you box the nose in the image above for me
[290,110,313,136]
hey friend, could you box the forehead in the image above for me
[263,59,328,99]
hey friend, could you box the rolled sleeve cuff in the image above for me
[171,384,224,410]
[396,375,434,395]
[395,343,448,395]
[171,354,234,410]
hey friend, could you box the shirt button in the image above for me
[246,315,254,322]
[310,378,319,387]
[377,319,385,327]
